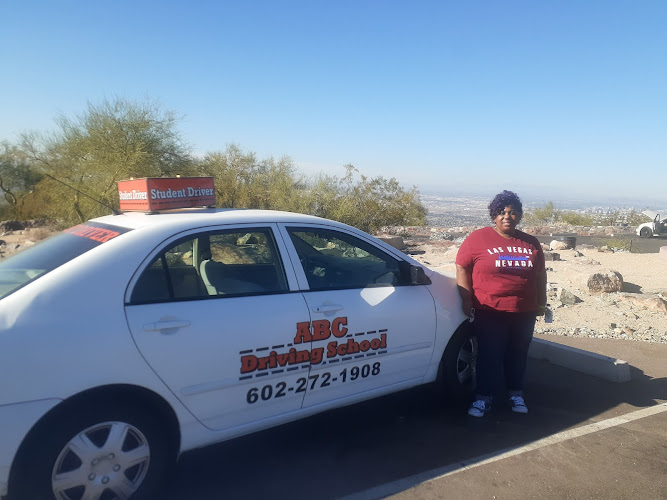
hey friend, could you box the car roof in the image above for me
[90,208,347,232]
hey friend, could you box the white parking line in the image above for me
[340,403,667,500]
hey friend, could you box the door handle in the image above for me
[143,320,192,333]
[312,304,344,314]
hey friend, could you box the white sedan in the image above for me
[0,209,475,500]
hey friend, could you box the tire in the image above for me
[437,320,478,400]
[639,227,652,238]
[10,400,172,500]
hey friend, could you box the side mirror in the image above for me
[409,265,431,285]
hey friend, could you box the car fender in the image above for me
[423,270,467,383]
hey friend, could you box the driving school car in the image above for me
[0,180,475,500]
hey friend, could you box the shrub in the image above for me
[305,165,426,233]
[600,238,631,252]
[560,212,595,226]
[524,201,559,224]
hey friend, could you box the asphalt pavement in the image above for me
[165,335,667,500]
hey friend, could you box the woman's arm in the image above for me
[536,268,547,313]
[456,264,474,317]
[537,269,547,305]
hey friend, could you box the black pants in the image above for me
[473,309,537,402]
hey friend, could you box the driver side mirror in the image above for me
[409,264,431,285]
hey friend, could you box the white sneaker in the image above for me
[468,399,491,417]
[510,395,528,414]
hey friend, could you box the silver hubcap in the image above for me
[457,336,478,385]
[52,421,150,500]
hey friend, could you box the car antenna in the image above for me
[43,173,123,216]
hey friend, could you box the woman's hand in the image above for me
[461,295,474,317]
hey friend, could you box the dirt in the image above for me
[0,226,59,258]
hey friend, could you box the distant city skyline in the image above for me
[420,189,666,212]
[1,1,665,201]
[420,192,666,214]
[421,193,666,229]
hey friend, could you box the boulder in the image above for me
[549,240,571,251]
[558,288,581,305]
[544,251,560,261]
[618,294,667,313]
[0,220,25,232]
[429,232,453,241]
[377,235,406,250]
[587,270,623,293]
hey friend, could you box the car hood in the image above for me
[641,210,661,221]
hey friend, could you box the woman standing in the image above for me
[456,190,547,417]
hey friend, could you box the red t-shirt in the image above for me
[456,227,545,313]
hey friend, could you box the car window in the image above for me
[287,227,404,290]
[0,222,131,300]
[130,228,288,304]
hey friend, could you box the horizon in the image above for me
[419,189,667,212]
[1,1,666,201]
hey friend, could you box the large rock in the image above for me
[618,294,667,313]
[0,220,25,232]
[558,287,582,305]
[377,235,406,250]
[587,270,624,293]
[549,240,571,251]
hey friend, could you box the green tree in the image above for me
[306,165,426,233]
[21,97,192,223]
[0,141,43,219]
[524,201,559,224]
[560,211,594,226]
[626,209,647,226]
[196,145,309,211]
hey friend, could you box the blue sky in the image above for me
[1,1,666,206]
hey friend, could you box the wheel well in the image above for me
[12,385,181,477]
[436,319,477,400]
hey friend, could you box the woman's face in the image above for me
[494,205,520,236]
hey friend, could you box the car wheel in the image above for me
[437,320,477,400]
[10,401,171,500]
[640,227,652,238]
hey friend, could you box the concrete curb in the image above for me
[528,338,631,383]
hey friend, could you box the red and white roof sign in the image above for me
[118,177,216,211]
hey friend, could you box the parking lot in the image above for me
[164,336,667,499]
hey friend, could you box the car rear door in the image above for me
[124,224,313,432]
[277,224,437,409]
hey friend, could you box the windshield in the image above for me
[0,222,131,300]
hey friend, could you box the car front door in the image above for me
[278,224,437,409]
[124,225,313,432]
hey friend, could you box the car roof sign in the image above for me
[118,177,216,211]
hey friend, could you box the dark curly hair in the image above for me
[488,190,523,220]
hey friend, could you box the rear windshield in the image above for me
[0,222,131,300]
